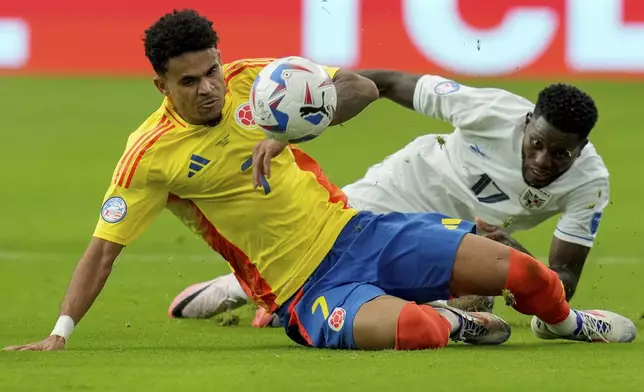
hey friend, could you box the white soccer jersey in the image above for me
[343,75,610,248]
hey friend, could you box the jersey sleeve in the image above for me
[93,152,168,246]
[412,74,533,131]
[554,179,610,248]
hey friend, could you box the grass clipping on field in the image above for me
[502,289,516,306]
[214,311,240,327]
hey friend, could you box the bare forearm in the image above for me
[549,267,580,301]
[330,70,379,126]
[60,256,112,323]
[60,238,121,324]
[548,238,590,301]
[355,69,421,110]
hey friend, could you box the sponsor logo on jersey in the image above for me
[469,144,487,158]
[235,102,257,129]
[434,80,460,95]
[101,196,127,223]
[188,154,211,178]
[520,187,552,210]
[328,307,346,332]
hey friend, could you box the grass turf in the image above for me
[0,77,643,391]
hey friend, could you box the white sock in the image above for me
[434,308,461,335]
[545,309,580,335]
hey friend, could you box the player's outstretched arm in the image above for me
[550,179,608,301]
[329,70,379,126]
[355,70,421,110]
[357,70,529,131]
[3,237,122,351]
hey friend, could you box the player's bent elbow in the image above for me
[335,70,379,102]
[356,75,379,102]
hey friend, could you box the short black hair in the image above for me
[533,83,598,139]
[143,9,219,75]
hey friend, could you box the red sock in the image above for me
[504,248,570,324]
[395,303,451,350]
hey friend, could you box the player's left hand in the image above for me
[252,139,288,188]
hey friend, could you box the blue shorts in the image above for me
[275,210,476,349]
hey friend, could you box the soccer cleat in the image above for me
[252,307,282,328]
[531,310,637,343]
[447,295,495,313]
[432,302,511,345]
[168,277,248,319]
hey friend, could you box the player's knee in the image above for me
[395,303,450,350]
[508,248,558,292]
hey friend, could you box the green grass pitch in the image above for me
[0,77,643,391]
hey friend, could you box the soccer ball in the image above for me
[249,56,337,143]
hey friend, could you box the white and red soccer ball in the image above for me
[249,56,337,143]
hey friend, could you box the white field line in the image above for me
[0,250,640,265]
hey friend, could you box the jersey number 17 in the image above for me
[470,174,509,203]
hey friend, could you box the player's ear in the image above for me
[214,48,222,65]
[153,77,170,97]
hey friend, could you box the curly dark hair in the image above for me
[143,9,219,75]
[533,83,598,139]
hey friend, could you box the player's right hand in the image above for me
[251,139,288,188]
[2,335,66,352]
[474,217,505,241]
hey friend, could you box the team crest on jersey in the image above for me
[520,187,552,210]
[434,81,460,95]
[101,196,127,223]
[328,307,346,332]
[235,102,257,129]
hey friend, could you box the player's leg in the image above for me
[448,233,636,343]
[447,234,530,313]
[347,211,635,344]
[168,272,250,318]
[276,282,510,350]
[352,295,510,350]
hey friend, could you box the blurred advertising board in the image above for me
[2,0,644,77]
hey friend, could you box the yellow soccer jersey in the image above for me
[93,58,356,310]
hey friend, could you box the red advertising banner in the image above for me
[2,0,644,77]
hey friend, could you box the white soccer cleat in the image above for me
[168,277,249,319]
[531,310,637,343]
[432,302,511,345]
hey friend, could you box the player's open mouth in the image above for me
[530,167,550,179]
